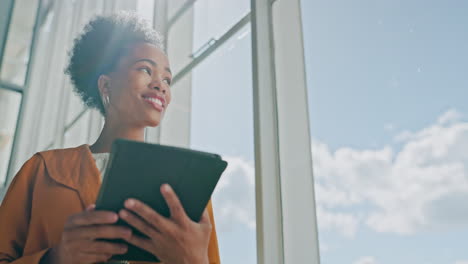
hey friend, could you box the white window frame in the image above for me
[4,0,321,262]
[156,0,321,262]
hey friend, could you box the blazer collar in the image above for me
[39,144,102,209]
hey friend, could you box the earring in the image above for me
[103,96,109,107]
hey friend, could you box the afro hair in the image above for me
[65,11,164,115]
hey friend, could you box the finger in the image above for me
[67,225,132,240]
[76,252,112,264]
[160,184,188,222]
[66,211,118,228]
[125,233,155,255]
[119,209,159,238]
[81,241,128,255]
[124,198,169,230]
[199,208,211,225]
[85,204,96,211]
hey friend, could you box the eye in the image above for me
[163,78,172,86]
[139,67,152,75]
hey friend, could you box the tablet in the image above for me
[95,139,228,262]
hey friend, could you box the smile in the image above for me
[143,96,164,112]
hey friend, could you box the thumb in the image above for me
[85,204,96,211]
[199,208,211,225]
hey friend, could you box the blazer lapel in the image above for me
[75,144,102,208]
[41,144,102,209]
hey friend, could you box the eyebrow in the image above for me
[133,58,172,75]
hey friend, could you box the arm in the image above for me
[0,155,131,264]
[0,155,50,264]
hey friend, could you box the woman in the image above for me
[0,12,220,264]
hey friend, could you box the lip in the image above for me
[142,93,166,112]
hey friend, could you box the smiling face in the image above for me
[99,42,172,128]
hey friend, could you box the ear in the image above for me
[97,74,111,98]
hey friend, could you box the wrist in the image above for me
[192,254,209,264]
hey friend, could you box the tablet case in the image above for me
[94,139,228,262]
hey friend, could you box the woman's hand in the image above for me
[44,205,132,264]
[119,184,212,264]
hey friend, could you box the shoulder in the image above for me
[11,145,87,180]
[33,144,91,184]
[35,144,88,168]
[37,144,89,160]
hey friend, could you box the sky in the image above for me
[302,1,468,264]
[140,0,468,263]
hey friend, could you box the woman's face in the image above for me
[102,42,172,128]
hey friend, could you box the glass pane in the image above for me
[0,0,40,86]
[166,3,193,75]
[63,110,91,149]
[303,0,468,263]
[0,89,21,186]
[66,92,86,126]
[167,0,188,19]
[190,24,256,264]
[136,0,155,24]
[193,0,250,53]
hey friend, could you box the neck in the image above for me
[89,119,145,153]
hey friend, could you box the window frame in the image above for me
[0,0,46,193]
[157,0,321,263]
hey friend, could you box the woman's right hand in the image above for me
[44,204,132,264]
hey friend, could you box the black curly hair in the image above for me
[65,11,164,115]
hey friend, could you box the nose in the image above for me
[153,85,165,94]
[151,79,166,94]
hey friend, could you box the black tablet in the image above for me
[95,139,228,262]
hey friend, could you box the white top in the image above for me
[91,152,110,179]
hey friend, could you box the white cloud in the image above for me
[212,156,256,231]
[316,206,360,238]
[313,109,468,235]
[209,109,468,238]
[353,256,378,264]
[454,261,468,264]
[438,109,462,125]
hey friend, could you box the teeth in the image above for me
[145,97,163,107]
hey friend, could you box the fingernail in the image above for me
[120,210,128,218]
[109,213,118,222]
[162,184,170,192]
[125,199,135,208]
[120,244,128,252]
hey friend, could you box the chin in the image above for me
[146,119,161,127]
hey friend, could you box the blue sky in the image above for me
[167,0,468,264]
[303,0,468,151]
[302,1,468,264]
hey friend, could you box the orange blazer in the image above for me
[0,145,220,264]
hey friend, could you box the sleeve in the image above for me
[206,200,221,264]
[0,154,51,264]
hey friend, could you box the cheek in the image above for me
[166,91,172,106]
[119,73,148,96]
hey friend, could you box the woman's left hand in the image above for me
[119,184,211,264]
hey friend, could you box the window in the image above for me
[0,0,40,86]
[190,24,256,264]
[0,89,21,186]
[0,0,41,188]
[303,1,468,263]
[192,0,250,52]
